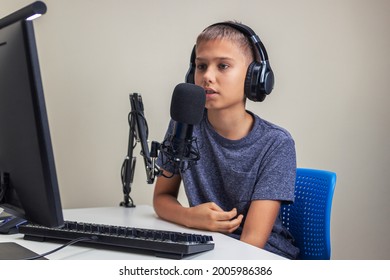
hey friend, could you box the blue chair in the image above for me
[280,168,337,260]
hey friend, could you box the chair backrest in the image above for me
[280,168,337,260]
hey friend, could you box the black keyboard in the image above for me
[18,221,214,259]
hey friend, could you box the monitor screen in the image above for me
[0,3,64,228]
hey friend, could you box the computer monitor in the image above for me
[0,1,64,228]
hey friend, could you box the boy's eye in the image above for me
[196,64,207,71]
[219,63,229,70]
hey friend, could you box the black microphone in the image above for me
[161,83,206,172]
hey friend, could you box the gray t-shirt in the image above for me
[158,111,299,259]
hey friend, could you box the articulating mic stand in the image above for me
[120,93,161,208]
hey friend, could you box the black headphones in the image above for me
[185,22,274,102]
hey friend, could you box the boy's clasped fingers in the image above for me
[215,209,244,233]
[190,203,244,233]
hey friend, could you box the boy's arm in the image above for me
[153,173,186,224]
[240,200,281,248]
[153,172,243,233]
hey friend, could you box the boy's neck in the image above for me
[207,109,254,140]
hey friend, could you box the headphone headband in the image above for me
[208,22,269,62]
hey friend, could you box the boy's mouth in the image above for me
[204,88,216,94]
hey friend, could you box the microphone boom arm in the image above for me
[120,93,161,207]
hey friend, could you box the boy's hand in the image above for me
[185,202,243,233]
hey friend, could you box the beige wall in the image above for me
[2,0,389,260]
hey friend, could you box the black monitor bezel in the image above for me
[0,2,64,228]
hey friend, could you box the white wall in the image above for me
[2,0,389,260]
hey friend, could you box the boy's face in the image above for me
[194,38,250,112]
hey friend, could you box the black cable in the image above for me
[130,110,149,141]
[24,236,98,260]
[128,111,137,149]
[120,156,135,207]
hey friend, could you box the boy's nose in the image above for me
[201,68,215,84]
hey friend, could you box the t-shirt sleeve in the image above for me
[251,136,296,203]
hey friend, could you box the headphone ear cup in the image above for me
[262,65,275,95]
[185,64,195,84]
[185,46,196,84]
[244,62,255,100]
[244,61,274,102]
[245,62,266,102]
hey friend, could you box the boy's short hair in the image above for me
[195,21,256,63]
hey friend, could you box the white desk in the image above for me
[0,205,284,260]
